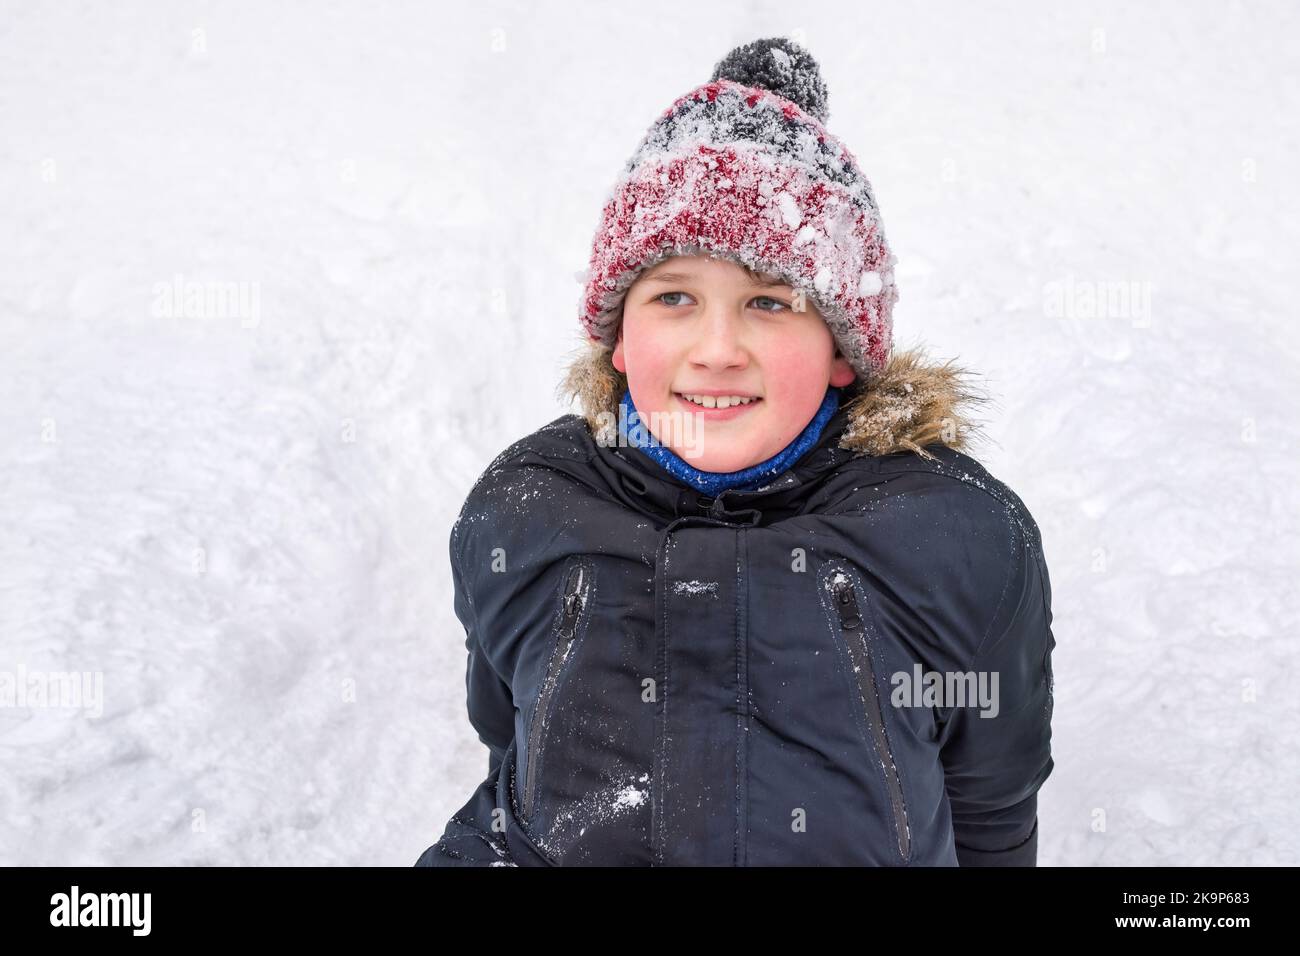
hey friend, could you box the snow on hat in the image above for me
[577,36,898,382]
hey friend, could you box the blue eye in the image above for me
[751,296,790,312]
[656,291,694,307]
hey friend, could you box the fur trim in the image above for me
[554,339,992,461]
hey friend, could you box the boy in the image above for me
[417,37,1054,866]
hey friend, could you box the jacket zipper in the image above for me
[829,572,911,861]
[523,561,588,822]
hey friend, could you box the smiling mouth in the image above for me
[673,392,764,410]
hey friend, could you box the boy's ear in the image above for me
[829,347,856,388]
[612,329,627,374]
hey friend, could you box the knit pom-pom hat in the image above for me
[577,37,899,382]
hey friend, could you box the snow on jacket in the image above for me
[415,344,1056,866]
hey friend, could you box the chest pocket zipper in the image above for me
[827,568,912,862]
[523,559,592,824]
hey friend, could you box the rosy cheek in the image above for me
[629,347,674,394]
[756,361,802,400]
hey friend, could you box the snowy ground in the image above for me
[1,1,1296,865]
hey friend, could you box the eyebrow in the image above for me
[643,270,792,289]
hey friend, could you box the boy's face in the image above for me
[612,254,856,473]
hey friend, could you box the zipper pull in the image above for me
[832,576,862,631]
[559,565,584,639]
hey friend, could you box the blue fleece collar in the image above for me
[617,386,841,496]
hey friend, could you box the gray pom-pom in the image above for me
[710,37,829,123]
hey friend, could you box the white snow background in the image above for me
[1,0,1297,865]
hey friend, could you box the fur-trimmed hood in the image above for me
[555,340,993,462]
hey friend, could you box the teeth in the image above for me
[679,394,758,409]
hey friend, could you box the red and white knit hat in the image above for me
[578,37,899,382]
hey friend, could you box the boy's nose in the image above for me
[686,309,750,369]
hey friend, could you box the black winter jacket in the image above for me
[416,344,1055,866]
